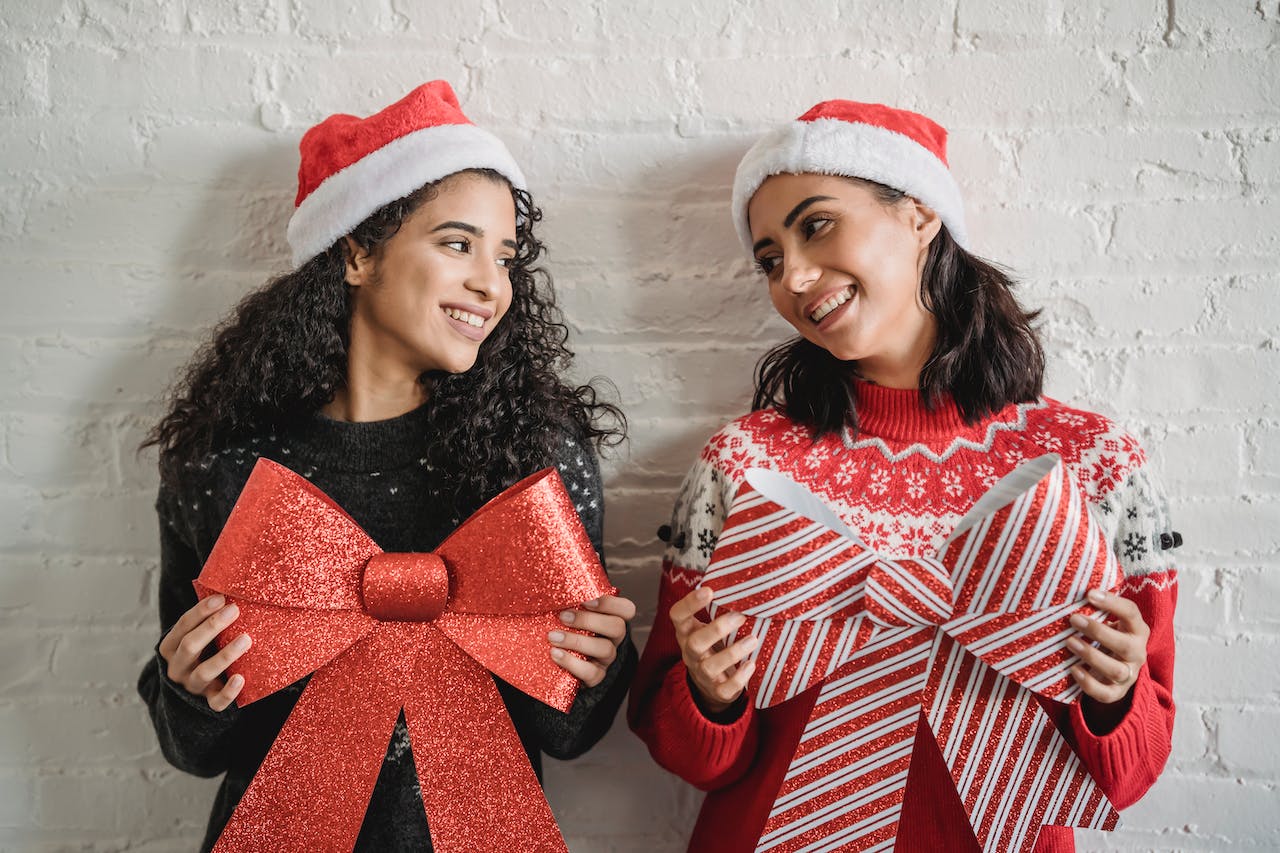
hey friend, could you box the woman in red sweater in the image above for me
[628,100,1177,852]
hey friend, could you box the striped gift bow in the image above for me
[701,454,1122,853]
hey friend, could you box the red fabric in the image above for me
[797,100,949,165]
[629,385,1177,852]
[295,80,471,206]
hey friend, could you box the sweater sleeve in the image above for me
[628,452,761,790]
[136,483,243,778]
[1068,459,1178,810]
[503,433,637,761]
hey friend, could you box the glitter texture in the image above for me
[196,458,613,852]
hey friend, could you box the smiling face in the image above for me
[747,173,942,388]
[345,171,517,380]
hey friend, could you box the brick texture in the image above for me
[1,1,1277,850]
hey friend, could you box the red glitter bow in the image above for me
[701,455,1123,853]
[194,458,613,853]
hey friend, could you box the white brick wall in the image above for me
[1,1,1276,850]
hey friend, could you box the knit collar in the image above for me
[290,400,434,472]
[851,380,971,442]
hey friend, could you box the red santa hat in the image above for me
[286,80,527,268]
[731,100,969,252]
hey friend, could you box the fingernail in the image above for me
[228,674,243,687]
[742,635,759,649]
[224,603,239,619]
[1066,638,1083,652]
[583,598,599,609]
[1069,614,1087,628]
[697,587,712,600]
[560,610,575,624]
[208,595,225,609]
[231,634,250,650]
[1087,589,1105,603]
[550,648,565,660]
[548,631,566,643]
[731,613,747,627]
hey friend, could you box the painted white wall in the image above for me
[1,0,1277,849]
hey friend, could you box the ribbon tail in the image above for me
[924,634,1119,853]
[754,628,931,853]
[211,628,410,853]
[404,627,567,853]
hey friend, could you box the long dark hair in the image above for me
[753,178,1044,436]
[144,169,624,515]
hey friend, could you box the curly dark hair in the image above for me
[144,169,625,515]
[753,177,1044,437]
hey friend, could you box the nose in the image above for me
[779,252,821,295]
[466,254,505,300]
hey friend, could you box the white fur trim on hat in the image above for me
[731,117,969,252]
[286,123,528,268]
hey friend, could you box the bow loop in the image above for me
[361,552,449,622]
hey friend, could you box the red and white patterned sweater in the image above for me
[628,381,1178,853]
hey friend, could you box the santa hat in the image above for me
[286,80,527,268]
[731,100,969,252]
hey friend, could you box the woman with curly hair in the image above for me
[137,81,636,851]
[629,101,1177,852]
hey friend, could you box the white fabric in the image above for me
[731,118,970,252]
[287,123,528,267]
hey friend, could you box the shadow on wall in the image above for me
[23,135,298,843]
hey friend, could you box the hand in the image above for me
[158,594,251,712]
[671,586,758,715]
[548,593,636,688]
[1067,589,1149,724]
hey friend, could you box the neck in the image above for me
[324,334,429,423]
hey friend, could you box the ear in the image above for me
[343,236,375,288]
[908,198,943,248]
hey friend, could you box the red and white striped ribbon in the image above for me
[702,455,1122,852]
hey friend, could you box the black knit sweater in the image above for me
[136,403,636,851]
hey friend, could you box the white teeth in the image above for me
[810,287,854,323]
[444,307,484,327]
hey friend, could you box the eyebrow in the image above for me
[432,220,517,250]
[752,195,838,254]
[783,195,835,228]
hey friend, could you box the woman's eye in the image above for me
[444,239,470,253]
[801,217,832,238]
[755,256,779,276]
[496,256,514,269]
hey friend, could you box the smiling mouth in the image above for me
[809,286,855,324]
[443,307,485,328]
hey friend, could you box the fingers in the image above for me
[582,594,637,622]
[1086,589,1149,638]
[686,612,746,659]
[550,646,607,688]
[159,595,225,662]
[1068,612,1137,660]
[547,629,616,666]
[163,601,241,685]
[695,657,757,710]
[560,608,626,645]
[187,633,252,694]
[700,633,760,683]
[670,586,713,629]
[1070,662,1131,705]
[204,673,246,713]
[1066,636,1133,685]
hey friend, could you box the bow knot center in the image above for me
[865,557,954,628]
[361,552,449,622]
